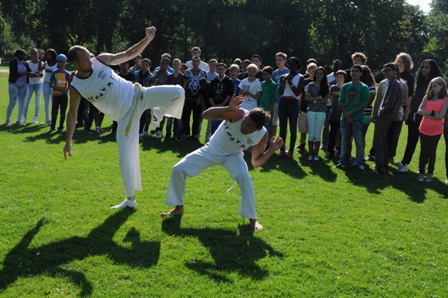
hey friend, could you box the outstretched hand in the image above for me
[269,136,284,151]
[145,26,157,40]
[228,94,244,112]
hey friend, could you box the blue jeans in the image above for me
[7,83,27,122]
[23,83,43,120]
[340,119,364,165]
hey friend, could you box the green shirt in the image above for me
[338,81,369,121]
[260,80,277,112]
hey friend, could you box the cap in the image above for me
[57,54,67,62]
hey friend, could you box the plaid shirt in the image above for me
[377,77,402,119]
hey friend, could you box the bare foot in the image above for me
[250,219,263,231]
[160,206,184,217]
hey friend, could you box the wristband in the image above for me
[430,110,435,116]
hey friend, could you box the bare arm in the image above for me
[251,134,284,168]
[63,87,81,159]
[203,95,245,122]
[97,27,156,66]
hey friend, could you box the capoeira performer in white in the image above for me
[161,95,284,231]
[63,26,185,209]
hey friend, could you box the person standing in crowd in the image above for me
[41,49,58,125]
[335,65,369,169]
[278,57,304,158]
[228,63,241,96]
[272,52,289,138]
[305,66,330,161]
[49,54,70,132]
[239,64,262,111]
[165,58,185,139]
[397,59,444,173]
[185,47,209,71]
[129,54,142,74]
[260,65,277,146]
[64,26,185,209]
[161,95,284,231]
[136,58,153,137]
[151,55,172,139]
[182,56,207,142]
[416,77,448,182]
[326,70,346,158]
[22,48,43,124]
[6,49,32,126]
[371,63,402,174]
[206,62,234,135]
[297,63,317,154]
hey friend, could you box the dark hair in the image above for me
[360,65,375,86]
[45,48,58,62]
[14,49,26,58]
[251,54,262,64]
[142,58,151,65]
[67,46,88,63]
[262,65,273,75]
[335,70,347,80]
[313,66,329,96]
[288,57,302,72]
[306,58,317,65]
[249,108,270,128]
[351,64,362,72]
[416,59,444,86]
[217,62,227,69]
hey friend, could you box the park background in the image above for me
[1,0,448,296]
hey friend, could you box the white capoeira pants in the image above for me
[116,85,185,197]
[165,145,257,219]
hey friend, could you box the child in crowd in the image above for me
[416,77,448,182]
[260,66,277,147]
[326,70,346,157]
[239,64,262,111]
[228,64,241,95]
[49,54,70,132]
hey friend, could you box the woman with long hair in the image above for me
[305,66,330,161]
[397,59,444,173]
[6,49,32,125]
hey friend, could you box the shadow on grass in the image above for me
[336,162,448,203]
[0,209,160,296]
[161,216,284,282]
[140,136,202,158]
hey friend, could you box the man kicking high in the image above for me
[161,95,284,231]
[63,26,185,208]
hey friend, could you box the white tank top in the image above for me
[27,60,43,84]
[70,58,135,121]
[208,109,267,156]
[44,63,57,83]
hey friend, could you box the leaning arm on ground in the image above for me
[251,134,284,168]
[63,87,82,159]
[97,26,156,66]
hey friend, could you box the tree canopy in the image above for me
[1,0,445,73]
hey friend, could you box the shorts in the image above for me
[298,111,308,133]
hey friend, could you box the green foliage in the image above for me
[424,0,448,75]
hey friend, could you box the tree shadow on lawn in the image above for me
[161,216,284,283]
[0,209,160,296]
[341,163,447,203]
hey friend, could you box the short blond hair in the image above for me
[246,63,259,72]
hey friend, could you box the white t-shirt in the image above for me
[185,60,209,71]
[70,58,135,122]
[281,73,301,99]
[238,78,262,111]
[209,109,267,155]
[26,60,43,84]
[44,63,58,83]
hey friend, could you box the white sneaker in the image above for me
[20,115,26,124]
[111,199,136,209]
[139,131,148,137]
[155,130,163,139]
[32,116,38,124]
[397,162,408,173]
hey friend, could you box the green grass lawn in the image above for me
[0,72,447,297]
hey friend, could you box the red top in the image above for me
[419,97,445,136]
